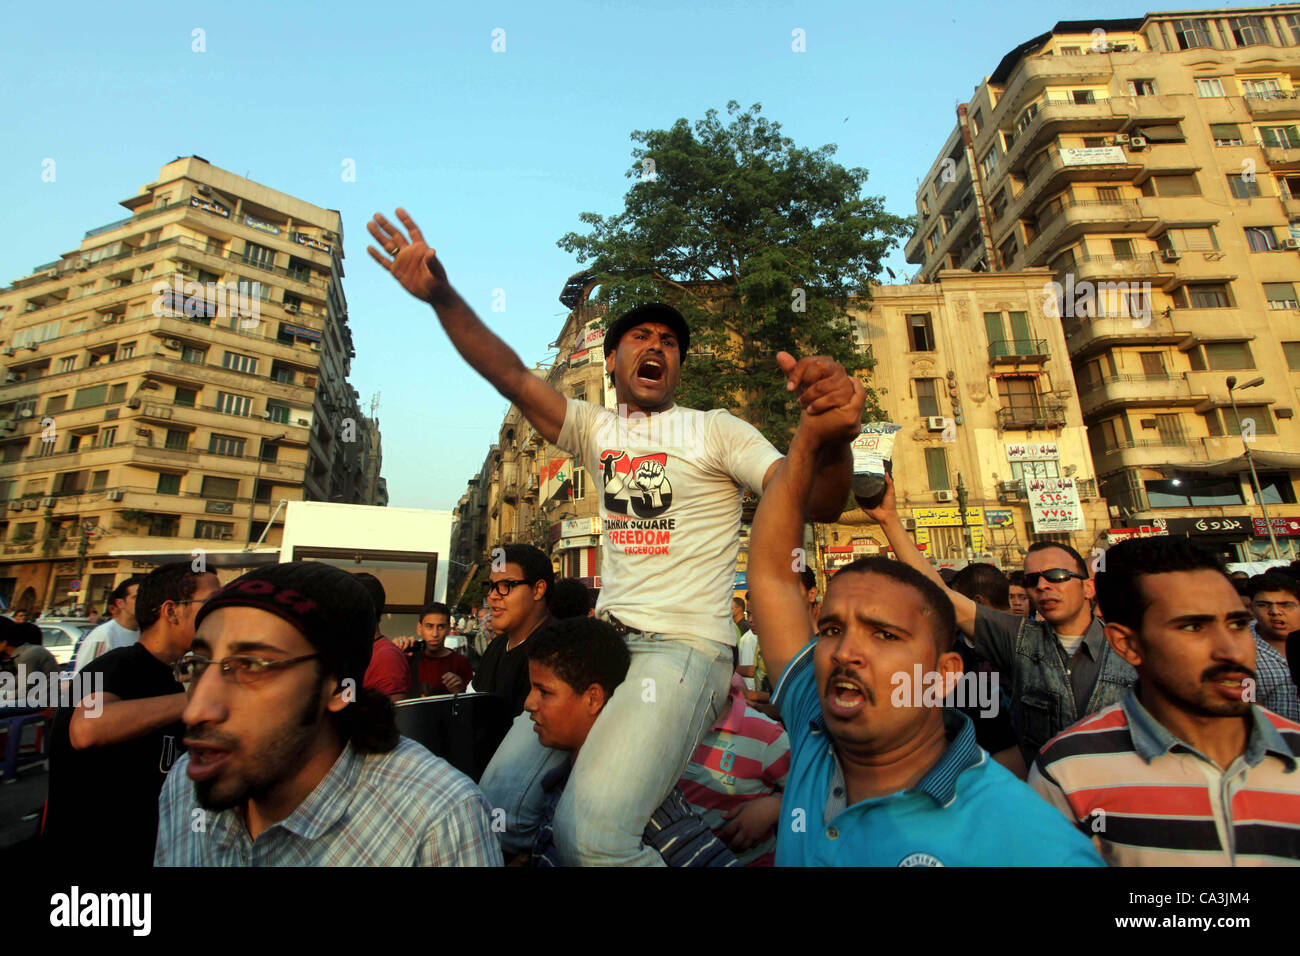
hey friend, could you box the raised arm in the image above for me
[69,692,188,750]
[861,473,978,636]
[368,209,568,444]
[751,380,865,682]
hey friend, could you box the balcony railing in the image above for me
[987,338,1049,362]
[996,402,1067,429]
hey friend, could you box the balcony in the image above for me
[1063,312,1183,359]
[988,338,1049,364]
[1244,90,1300,120]
[1057,252,1177,286]
[1078,372,1202,417]
[1091,438,1207,472]
[993,150,1141,245]
[1020,200,1156,267]
[131,439,199,465]
[1003,100,1131,177]
[1262,146,1300,172]
[226,251,330,291]
[996,402,1067,430]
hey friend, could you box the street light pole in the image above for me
[1226,375,1280,560]
[956,472,972,561]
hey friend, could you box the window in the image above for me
[266,402,290,424]
[1288,14,1300,44]
[1110,238,1136,260]
[1097,186,1121,202]
[1211,123,1243,146]
[1257,473,1297,505]
[157,473,181,495]
[145,515,179,538]
[1227,16,1266,47]
[1260,126,1300,149]
[237,277,271,302]
[1281,175,1300,200]
[980,147,999,178]
[970,109,983,135]
[181,345,206,365]
[1147,174,1200,197]
[222,351,258,375]
[90,471,108,491]
[242,242,276,270]
[1266,282,1299,309]
[1168,227,1218,251]
[1196,77,1225,97]
[1227,174,1260,199]
[270,363,294,384]
[195,520,234,540]
[118,342,135,360]
[573,468,585,501]
[1245,227,1279,252]
[1060,46,1081,56]
[259,440,279,462]
[108,383,126,404]
[174,387,196,408]
[3,443,24,463]
[45,395,67,414]
[1128,79,1157,96]
[216,392,251,416]
[255,479,273,502]
[164,429,189,451]
[997,376,1041,413]
[915,379,940,418]
[1181,283,1232,309]
[1173,18,1212,50]
[922,448,950,492]
[98,427,116,448]
[1243,78,1283,99]
[907,313,935,351]
[71,385,108,409]
[208,434,245,457]
[1204,342,1255,369]
[201,475,240,499]
[1016,102,1039,134]
[1225,404,1276,436]
[1145,476,1242,508]
[1284,342,1300,369]
[1010,460,1061,479]
[998,235,1018,266]
[57,356,75,373]
[990,189,1008,221]
[1070,90,1096,105]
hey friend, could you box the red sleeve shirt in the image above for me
[363,637,411,697]
[416,652,475,695]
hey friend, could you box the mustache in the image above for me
[826,665,874,705]
[1202,664,1256,683]
[184,729,240,751]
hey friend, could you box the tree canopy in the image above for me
[558,100,911,448]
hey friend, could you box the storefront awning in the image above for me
[1149,450,1300,476]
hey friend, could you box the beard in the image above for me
[193,672,328,812]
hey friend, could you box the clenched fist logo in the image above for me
[634,459,668,509]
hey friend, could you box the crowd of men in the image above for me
[3,210,1297,867]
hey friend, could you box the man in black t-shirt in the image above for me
[474,546,552,717]
[44,563,220,866]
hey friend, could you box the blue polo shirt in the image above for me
[771,642,1104,867]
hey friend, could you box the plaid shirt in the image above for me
[155,737,502,866]
[1253,625,1300,721]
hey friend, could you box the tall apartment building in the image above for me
[905,8,1300,561]
[0,156,384,613]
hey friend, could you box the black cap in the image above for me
[603,303,690,359]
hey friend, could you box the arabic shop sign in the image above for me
[1161,516,1250,536]
[1253,516,1300,537]
[911,506,985,527]
[1005,442,1059,462]
[190,195,230,218]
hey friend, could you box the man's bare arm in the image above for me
[368,209,567,444]
[69,692,188,750]
[862,474,978,636]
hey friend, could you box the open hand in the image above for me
[367,209,451,305]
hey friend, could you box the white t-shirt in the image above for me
[1056,632,1086,657]
[73,619,140,673]
[558,398,782,647]
[737,631,758,690]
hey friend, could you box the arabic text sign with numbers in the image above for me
[1027,477,1084,532]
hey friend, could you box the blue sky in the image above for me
[0,0,1262,510]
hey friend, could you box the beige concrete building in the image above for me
[0,156,383,613]
[905,8,1300,561]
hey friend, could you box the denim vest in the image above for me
[1009,618,1136,761]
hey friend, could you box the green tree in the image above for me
[558,100,909,448]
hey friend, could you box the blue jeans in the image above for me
[480,631,733,866]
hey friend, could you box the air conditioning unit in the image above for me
[935,490,956,502]
[322,230,338,241]
[296,418,309,426]
[126,396,141,409]
[24,499,38,510]
[262,410,273,420]
[1160,248,1182,262]
[1112,133,1130,144]
[310,342,321,352]
[75,259,89,271]
[0,421,15,433]
[102,315,118,324]
[162,338,182,351]
[2,348,14,356]
[999,480,1022,494]
[1282,237,1300,250]
[284,303,299,313]
[197,185,213,196]
[926,416,948,431]
[1111,43,1134,52]
[1128,136,1147,150]
[902,517,917,531]
[41,497,55,508]
[4,373,16,384]
[108,490,124,501]
[303,376,317,387]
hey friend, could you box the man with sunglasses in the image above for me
[864,475,1135,767]
[1246,574,1300,720]
[44,562,221,866]
[156,561,500,866]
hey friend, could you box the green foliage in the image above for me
[558,101,909,448]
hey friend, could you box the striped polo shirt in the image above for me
[679,678,791,866]
[1029,690,1300,866]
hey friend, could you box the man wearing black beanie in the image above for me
[154,561,501,866]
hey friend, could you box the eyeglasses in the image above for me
[1252,600,1300,612]
[488,578,533,597]
[1024,569,1087,589]
[173,651,320,686]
